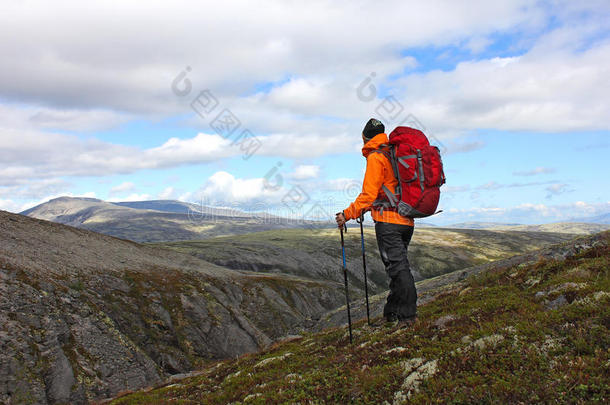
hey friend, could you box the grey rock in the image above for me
[44,348,75,404]
[545,295,568,310]
[0,210,346,404]
[433,315,457,329]
[535,291,547,299]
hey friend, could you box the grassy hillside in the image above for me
[152,227,578,294]
[111,231,609,404]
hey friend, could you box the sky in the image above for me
[0,0,609,225]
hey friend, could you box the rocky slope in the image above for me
[109,231,609,404]
[0,210,346,404]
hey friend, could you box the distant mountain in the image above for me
[113,199,275,218]
[416,221,438,227]
[490,222,610,234]
[0,210,346,403]
[447,220,609,234]
[447,221,523,229]
[21,196,320,242]
[569,212,610,224]
[113,199,202,214]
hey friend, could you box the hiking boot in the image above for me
[383,313,400,327]
[386,313,399,322]
[398,316,417,328]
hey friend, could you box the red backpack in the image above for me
[373,126,446,218]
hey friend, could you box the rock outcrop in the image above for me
[0,210,344,404]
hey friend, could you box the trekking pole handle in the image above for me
[336,211,348,233]
[355,209,370,224]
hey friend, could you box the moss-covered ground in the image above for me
[110,233,609,404]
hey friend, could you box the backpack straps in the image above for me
[369,146,402,214]
[416,150,425,192]
[381,184,398,207]
[389,145,403,197]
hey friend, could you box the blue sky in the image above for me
[1,0,609,225]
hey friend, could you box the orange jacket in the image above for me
[343,133,414,226]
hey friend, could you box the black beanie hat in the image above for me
[362,118,385,140]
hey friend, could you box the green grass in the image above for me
[111,233,609,404]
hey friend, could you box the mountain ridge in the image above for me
[447,221,609,234]
[21,197,313,242]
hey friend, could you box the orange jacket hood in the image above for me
[362,133,390,158]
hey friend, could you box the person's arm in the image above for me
[343,154,385,221]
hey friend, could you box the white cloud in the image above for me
[144,133,234,167]
[390,27,610,134]
[266,78,326,112]
[1,0,609,213]
[0,198,21,212]
[431,200,610,225]
[317,177,362,202]
[0,104,131,132]
[0,0,605,170]
[0,1,607,150]
[465,36,493,54]
[158,186,176,199]
[444,139,486,155]
[476,180,555,191]
[120,193,152,202]
[444,185,471,194]
[0,130,236,185]
[109,181,136,195]
[0,0,549,114]
[514,167,556,176]
[290,165,320,180]
[4,0,602,144]
[545,183,573,199]
[257,133,350,158]
[0,127,359,188]
[189,171,287,208]
[0,178,70,199]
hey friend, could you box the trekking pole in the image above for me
[340,223,353,344]
[356,214,371,326]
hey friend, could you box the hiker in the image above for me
[335,118,417,325]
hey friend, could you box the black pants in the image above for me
[375,221,417,320]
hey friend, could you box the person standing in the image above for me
[335,118,417,325]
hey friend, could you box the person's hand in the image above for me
[335,212,346,229]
